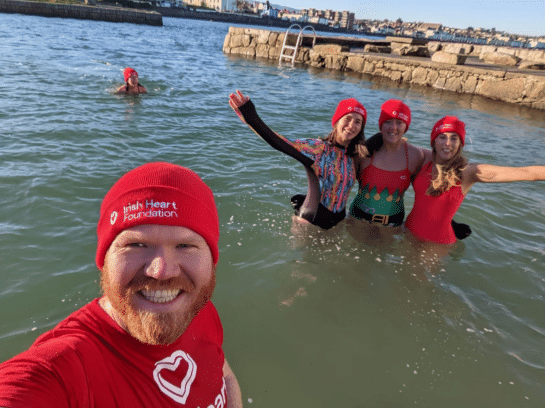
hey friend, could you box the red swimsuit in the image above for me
[405,161,465,244]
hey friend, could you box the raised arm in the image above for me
[229,90,320,224]
[462,163,545,193]
[229,90,314,168]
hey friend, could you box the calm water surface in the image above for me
[1,13,545,407]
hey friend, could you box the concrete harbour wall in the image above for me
[223,27,545,110]
[0,0,162,26]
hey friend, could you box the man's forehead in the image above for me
[115,224,206,240]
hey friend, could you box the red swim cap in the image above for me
[331,98,367,128]
[123,67,138,82]
[378,99,411,131]
[430,116,466,146]
[96,162,219,269]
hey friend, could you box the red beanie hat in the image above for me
[96,162,219,269]
[124,67,138,82]
[378,99,411,131]
[430,116,466,146]
[331,98,367,128]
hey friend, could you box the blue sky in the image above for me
[277,0,545,37]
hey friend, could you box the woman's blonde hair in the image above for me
[426,145,467,196]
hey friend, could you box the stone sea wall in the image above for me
[0,0,162,26]
[223,27,545,110]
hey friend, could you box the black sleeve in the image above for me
[237,99,320,225]
[237,100,315,168]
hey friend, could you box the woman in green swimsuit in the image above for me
[349,99,425,227]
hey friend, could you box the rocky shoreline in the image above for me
[223,27,545,110]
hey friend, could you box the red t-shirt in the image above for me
[0,299,227,408]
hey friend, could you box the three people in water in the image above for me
[116,67,147,94]
[230,92,545,244]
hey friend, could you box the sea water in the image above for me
[1,13,545,406]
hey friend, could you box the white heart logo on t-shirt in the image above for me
[153,350,197,404]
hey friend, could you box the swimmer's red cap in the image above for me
[124,67,138,82]
[430,116,466,146]
[379,99,411,131]
[331,98,367,128]
[96,162,219,269]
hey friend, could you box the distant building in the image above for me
[300,7,354,29]
[181,0,236,11]
[417,23,442,31]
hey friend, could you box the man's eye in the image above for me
[128,242,146,248]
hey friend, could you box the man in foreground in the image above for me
[0,162,243,408]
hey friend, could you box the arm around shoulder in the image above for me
[223,359,243,408]
[407,143,427,176]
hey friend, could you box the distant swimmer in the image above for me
[229,90,366,230]
[116,67,147,94]
[405,116,545,244]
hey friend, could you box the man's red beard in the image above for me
[100,267,216,345]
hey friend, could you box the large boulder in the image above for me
[519,61,545,70]
[476,77,526,102]
[479,45,498,58]
[363,44,391,54]
[443,43,472,55]
[312,44,349,54]
[392,44,430,57]
[481,52,521,66]
[427,41,442,53]
[346,55,365,72]
[229,33,251,48]
[255,30,271,45]
[255,43,270,58]
[431,51,468,65]
[386,36,427,45]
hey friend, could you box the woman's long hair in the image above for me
[426,145,468,196]
[324,126,365,157]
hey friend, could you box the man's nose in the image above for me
[145,249,180,280]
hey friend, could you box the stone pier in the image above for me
[223,27,545,110]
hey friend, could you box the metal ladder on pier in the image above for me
[279,24,316,67]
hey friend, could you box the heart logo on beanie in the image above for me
[109,211,118,225]
[153,350,197,404]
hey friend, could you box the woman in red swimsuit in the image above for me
[405,116,545,244]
